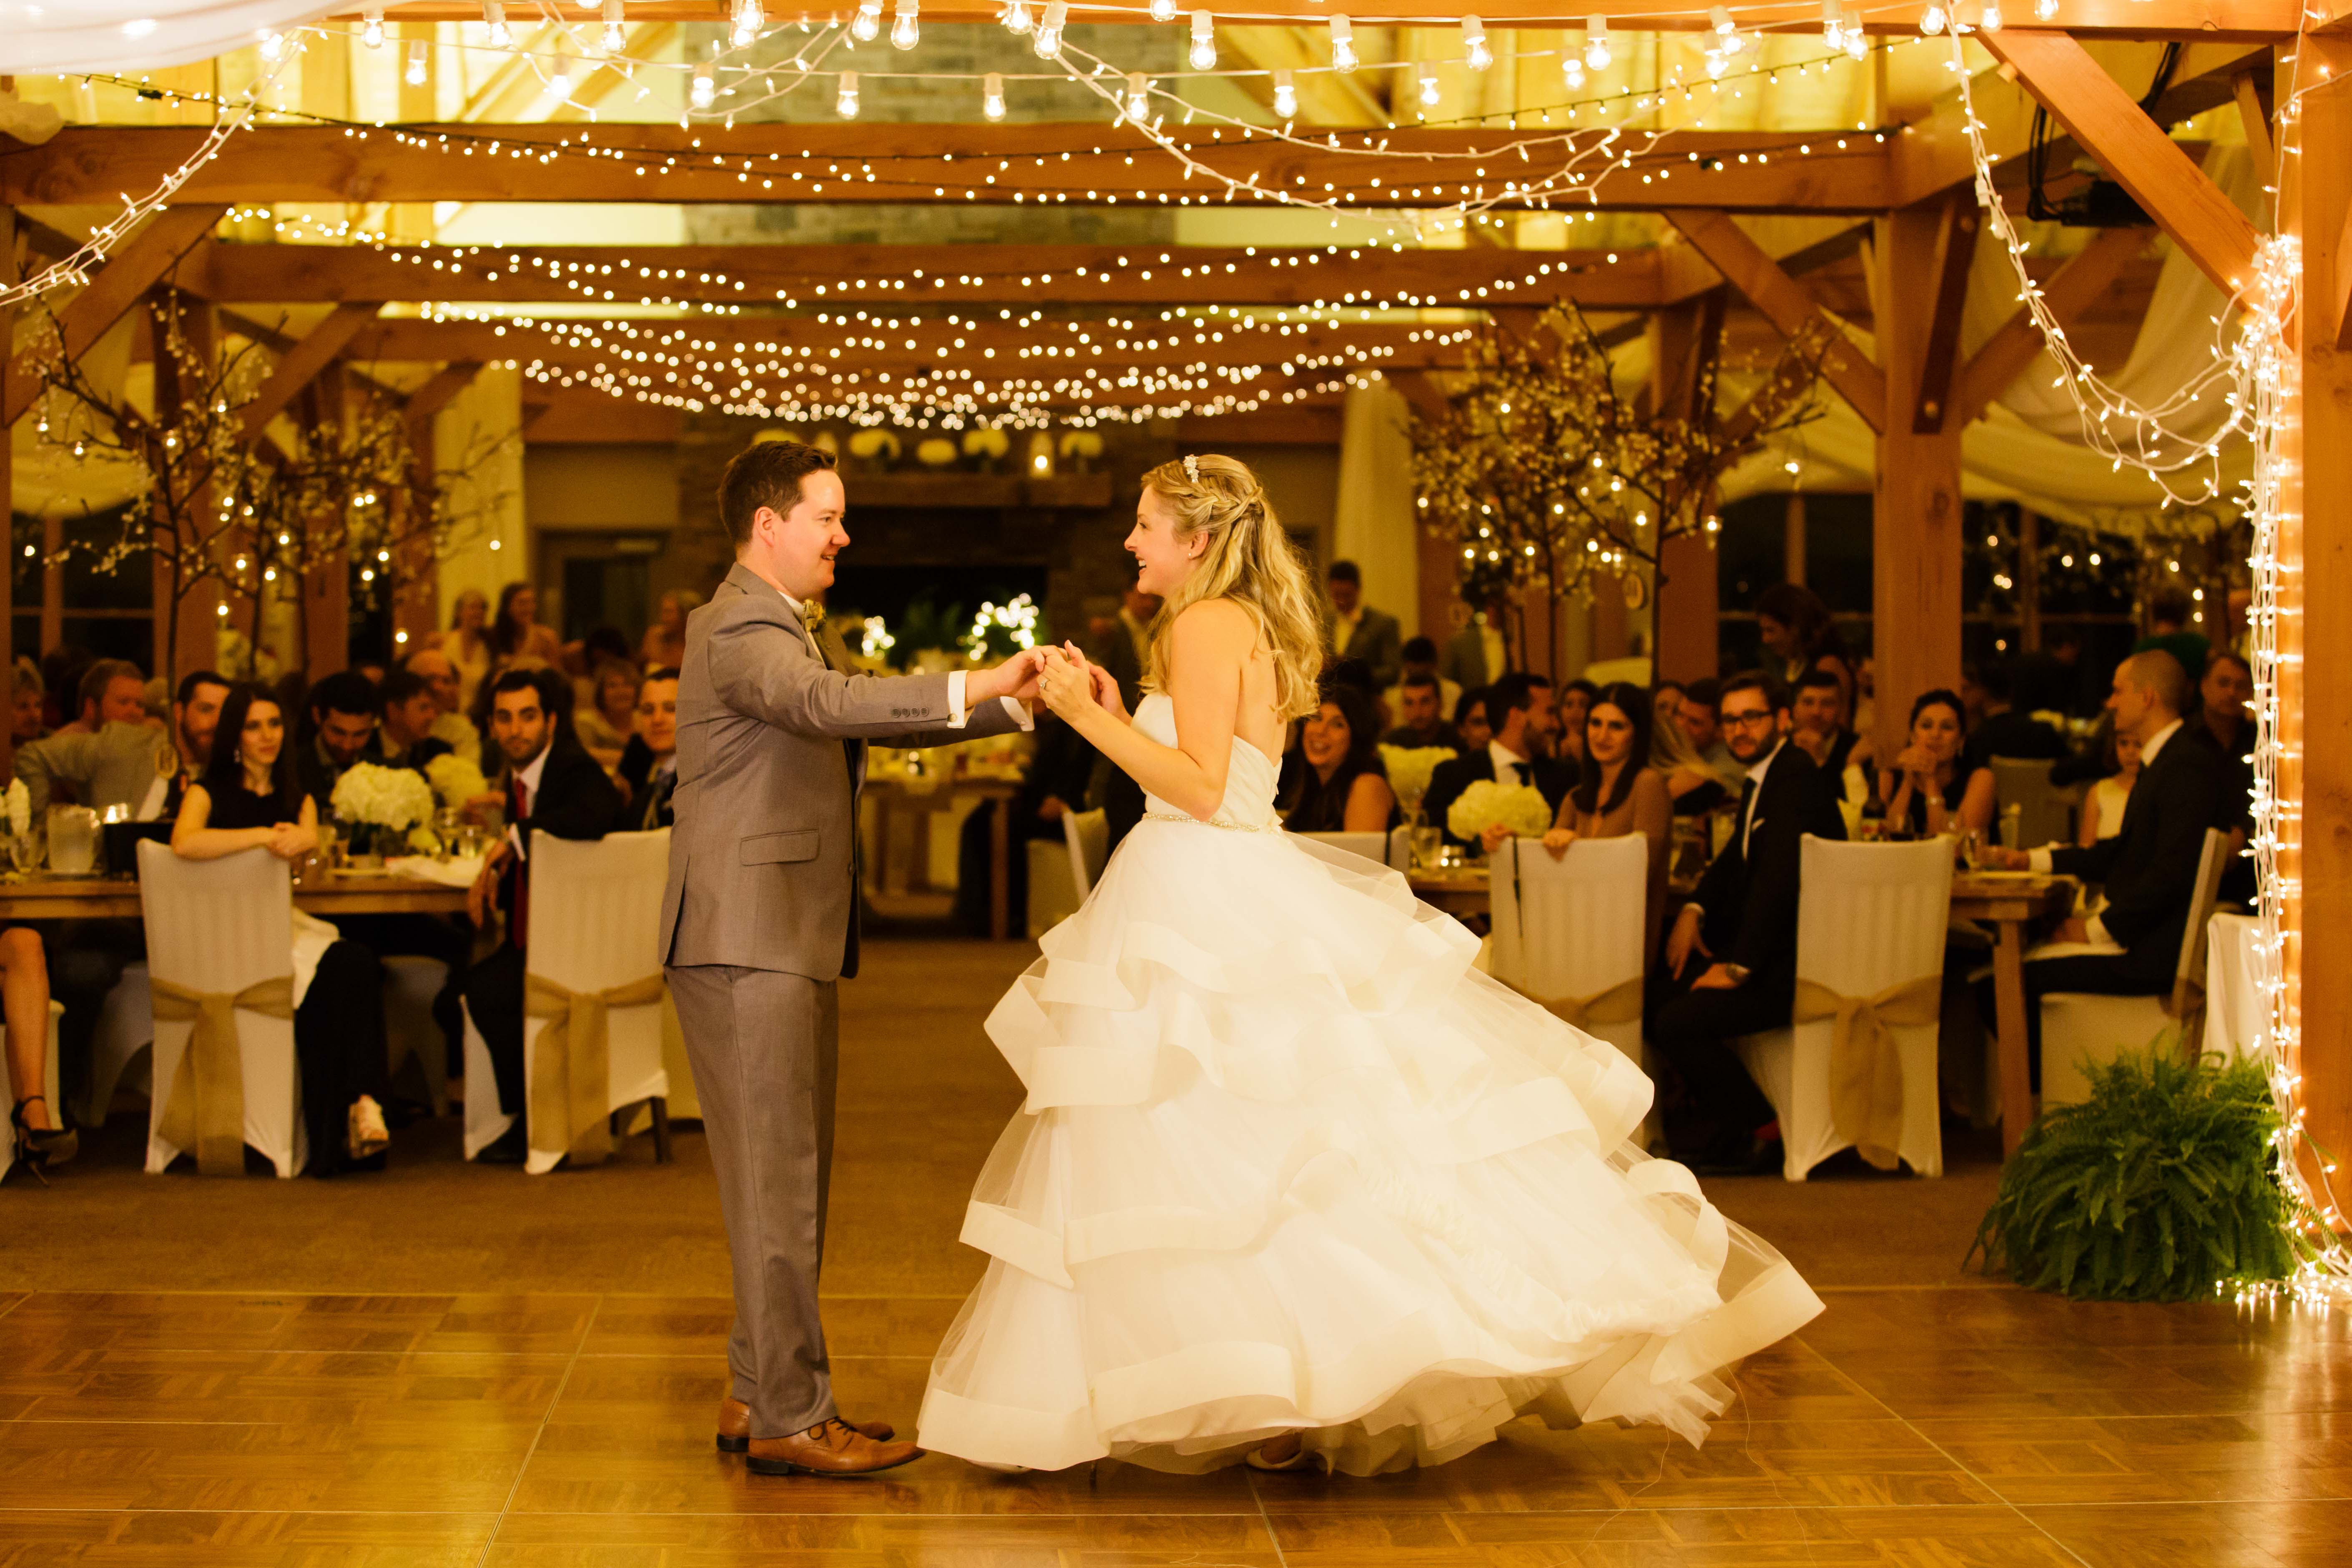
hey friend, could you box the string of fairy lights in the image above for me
[1950,29,2346,1300]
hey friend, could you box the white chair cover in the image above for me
[2040,828,2230,1109]
[2202,911,2264,1064]
[136,841,304,1177]
[1026,838,1081,938]
[1295,830,1390,870]
[382,955,451,1116]
[463,830,671,1173]
[1487,834,1649,1082]
[1063,808,1109,901]
[1733,835,1952,1180]
[1,1000,67,1184]
[79,961,152,1128]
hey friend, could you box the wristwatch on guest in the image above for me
[1721,963,1751,985]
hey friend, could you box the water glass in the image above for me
[46,807,97,875]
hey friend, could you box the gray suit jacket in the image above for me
[15,721,167,818]
[660,562,1024,981]
[1328,605,1403,690]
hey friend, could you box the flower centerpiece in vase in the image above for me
[330,762,437,863]
[1380,743,1457,871]
[1444,778,1552,862]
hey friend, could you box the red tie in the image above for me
[508,773,531,948]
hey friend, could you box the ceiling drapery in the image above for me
[0,1,338,75]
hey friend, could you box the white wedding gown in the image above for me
[916,694,1822,1477]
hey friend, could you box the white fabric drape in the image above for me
[1719,146,2262,534]
[1333,381,1421,631]
[0,2,337,74]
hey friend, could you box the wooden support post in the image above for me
[1913,193,1981,433]
[2277,37,2352,1218]
[1871,201,1966,767]
[303,375,351,680]
[1651,293,1725,684]
[1785,493,1808,588]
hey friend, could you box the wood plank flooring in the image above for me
[2,941,2346,1565]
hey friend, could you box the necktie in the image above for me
[1737,775,1759,858]
[508,773,532,947]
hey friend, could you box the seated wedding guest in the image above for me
[1876,688,1996,839]
[296,670,381,815]
[3,927,72,1175]
[1957,658,2067,777]
[640,588,702,672]
[1423,672,1571,851]
[173,682,395,1174]
[1652,698,1729,816]
[374,669,452,773]
[1282,682,1399,833]
[1399,635,1460,718]
[2079,722,2141,845]
[1555,677,1596,766]
[1652,674,1848,1174]
[1789,667,1861,777]
[616,668,682,832]
[1451,687,1492,754]
[401,647,482,762]
[1677,677,1745,791]
[12,660,46,747]
[1653,680,1685,734]
[1541,680,1673,959]
[14,660,171,818]
[426,588,493,716]
[158,670,231,820]
[487,581,564,675]
[1382,671,1458,751]
[574,659,641,771]
[567,626,634,710]
[2189,648,2256,903]
[1975,651,2227,1085]
[461,668,623,1164]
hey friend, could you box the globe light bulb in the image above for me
[1920,3,1946,33]
[730,0,763,47]
[1561,55,1585,89]
[1002,0,1032,33]
[1329,15,1355,73]
[1844,25,1867,58]
[1150,0,1175,19]
[405,38,429,84]
[1706,49,1729,79]
[2035,0,2060,17]
[482,2,510,48]
[1417,62,1441,107]
[1272,68,1296,117]
[836,69,859,116]
[361,8,384,48]
[1583,17,1611,70]
[1820,0,1843,48]
[851,0,881,42]
[1463,15,1490,71]
[1034,1,1066,58]
[891,0,919,49]
[602,0,626,53]
[1189,12,1216,71]
[691,61,715,108]
[1126,71,1150,120]
[983,70,1006,118]
[1980,0,2004,29]
[548,45,574,97]
[258,29,285,60]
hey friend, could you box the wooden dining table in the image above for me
[0,870,472,921]
[1406,859,2078,1159]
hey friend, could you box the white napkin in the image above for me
[384,854,485,888]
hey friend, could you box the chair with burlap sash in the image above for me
[1731,835,1954,1180]
[1488,833,1654,1130]
[462,829,676,1173]
[136,842,307,1177]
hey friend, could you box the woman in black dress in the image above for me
[1280,681,1398,834]
[1873,687,1996,840]
[173,683,394,1174]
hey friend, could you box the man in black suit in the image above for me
[2188,648,2256,905]
[1976,650,2228,1085]
[374,668,454,775]
[1652,673,1849,1173]
[460,667,624,1162]
[1421,671,1569,848]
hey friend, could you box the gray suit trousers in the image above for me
[667,963,840,1438]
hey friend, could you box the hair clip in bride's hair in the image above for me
[1182,454,1200,485]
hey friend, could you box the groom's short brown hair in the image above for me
[719,438,836,549]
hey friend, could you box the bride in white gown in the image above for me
[916,453,1822,1478]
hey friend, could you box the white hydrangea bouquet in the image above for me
[1446,778,1553,846]
[425,752,490,810]
[331,762,437,858]
[4,778,28,840]
[1378,745,1455,820]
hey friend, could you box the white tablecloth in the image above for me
[384,854,485,889]
[2204,911,2264,1062]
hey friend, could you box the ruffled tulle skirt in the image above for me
[915,823,1822,1477]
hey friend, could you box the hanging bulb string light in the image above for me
[1948,30,2349,1296]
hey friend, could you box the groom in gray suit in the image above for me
[662,439,1039,1477]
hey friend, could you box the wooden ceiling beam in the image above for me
[1662,208,1885,432]
[0,125,1894,213]
[1911,193,1981,433]
[334,1,2306,39]
[236,301,382,439]
[1974,29,2263,298]
[180,238,1676,309]
[1948,225,2147,428]
[1,203,225,426]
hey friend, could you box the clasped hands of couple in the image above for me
[988,643,1127,725]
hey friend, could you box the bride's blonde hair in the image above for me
[1139,453,1323,721]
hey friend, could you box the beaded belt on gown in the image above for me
[1142,808,1283,833]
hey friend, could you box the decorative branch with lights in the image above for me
[1407,302,1827,672]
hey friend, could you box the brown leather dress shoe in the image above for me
[716,1397,895,1453]
[746,1417,922,1477]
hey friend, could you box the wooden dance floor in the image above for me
[2,941,2347,1565]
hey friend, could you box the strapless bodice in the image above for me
[1132,694,1280,830]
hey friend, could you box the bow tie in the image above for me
[799,600,826,627]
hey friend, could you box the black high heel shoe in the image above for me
[10,1096,78,1182]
